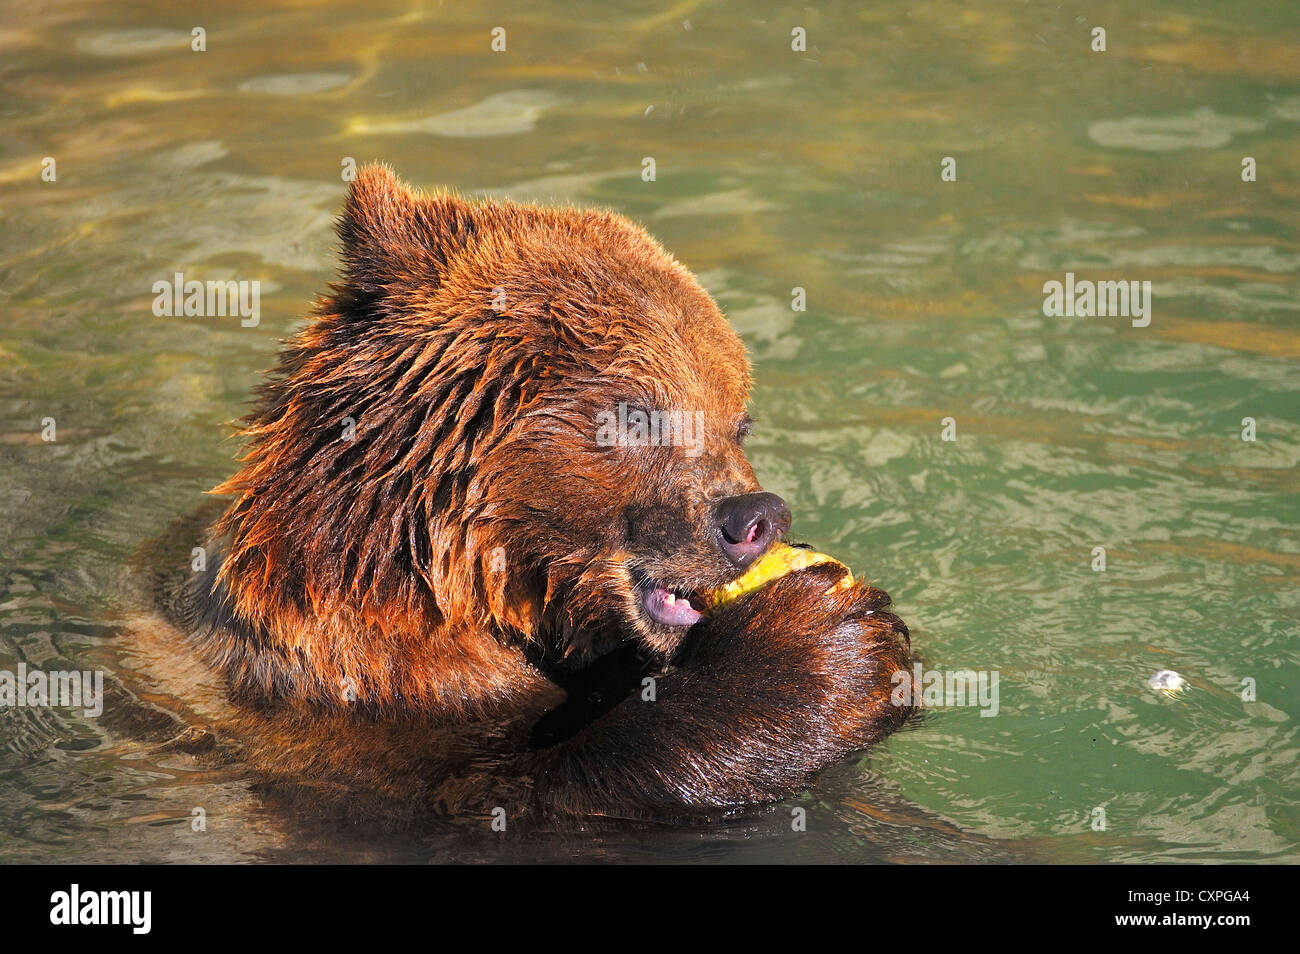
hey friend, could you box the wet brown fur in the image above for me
[179,166,916,822]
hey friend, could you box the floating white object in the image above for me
[1148,669,1186,696]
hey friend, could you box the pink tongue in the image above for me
[651,586,701,626]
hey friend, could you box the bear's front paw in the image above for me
[528,562,916,817]
[692,561,916,750]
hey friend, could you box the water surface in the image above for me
[1,0,1297,863]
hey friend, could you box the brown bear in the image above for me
[179,165,915,823]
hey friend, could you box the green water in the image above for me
[1,0,1297,863]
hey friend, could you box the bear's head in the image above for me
[212,165,791,664]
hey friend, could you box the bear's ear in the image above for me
[337,164,475,294]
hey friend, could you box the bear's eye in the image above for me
[736,415,753,445]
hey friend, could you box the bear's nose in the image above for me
[715,492,791,567]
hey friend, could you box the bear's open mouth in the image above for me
[633,573,705,627]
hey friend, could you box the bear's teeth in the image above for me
[664,592,676,605]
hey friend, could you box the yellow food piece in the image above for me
[708,542,853,608]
